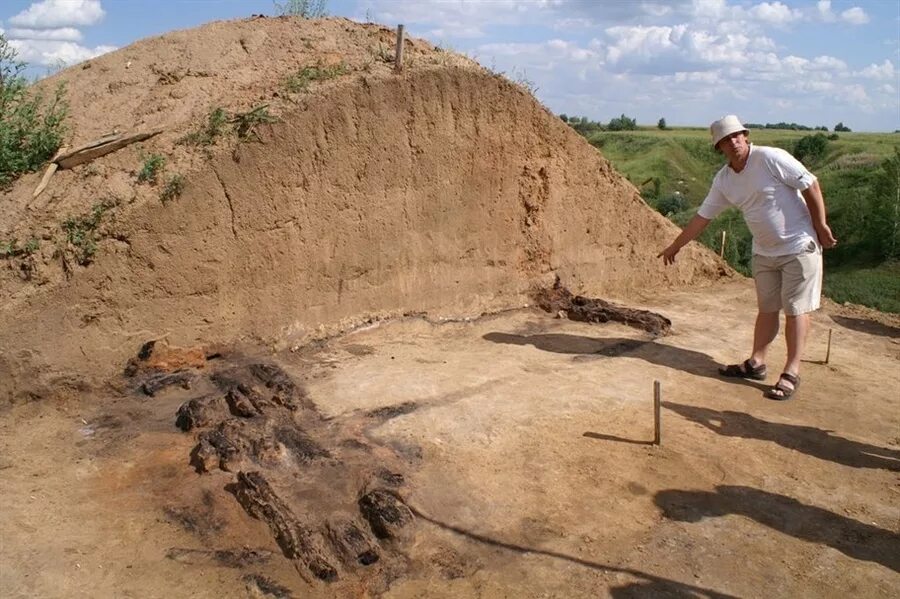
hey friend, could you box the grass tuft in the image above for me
[61,200,116,266]
[137,153,166,183]
[177,107,229,147]
[283,62,349,93]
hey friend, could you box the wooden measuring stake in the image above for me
[653,380,661,445]
[825,328,833,364]
[394,24,405,73]
[719,230,727,257]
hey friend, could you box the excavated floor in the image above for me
[1,279,898,598]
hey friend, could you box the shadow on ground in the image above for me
[483,332,767,390]
[656,485,900,572]
[830,315,900,338]
[410,505,738,598]
[663,401,900,471]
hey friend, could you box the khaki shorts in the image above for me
[752,241,823,315]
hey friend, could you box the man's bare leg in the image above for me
[750,310,780,368]
[783,313,810,380]
[764,313,809,398]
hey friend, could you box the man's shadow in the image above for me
[663,401,899,471]
[483,332,767,390]
[656,485,900,572]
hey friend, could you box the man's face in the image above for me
[716,131,749,161]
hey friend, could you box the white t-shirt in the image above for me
[698,144,818,256]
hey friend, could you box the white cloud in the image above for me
[840,7,869,25]
[809,55,847,71]
[860,59,896,80]
[9,0,105,29]
[426,24,484,39]
[8,38,115,67]
[604,25,687,64]
[840,83,870,103]
[749,2,801,26]
[7,27,82,42]
[815,0,836,22]
[669,70,720,83]
[552,17,594,31]
[691,0,728,21]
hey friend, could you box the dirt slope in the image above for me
[0,16,728,402]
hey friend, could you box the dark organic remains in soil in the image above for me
[124,345,416,588]
[534,278,672,336]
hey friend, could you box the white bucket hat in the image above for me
[709,115,748,148]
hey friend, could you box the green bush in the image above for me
[137,153,166,183]
[867,147,900,260]
[61,200,115,265]
[273,0,328,17]
[0,34,68,186]
[653,193,687,216]
[608,113,637,131]
[793,133,829,165]
[160,174,185,204]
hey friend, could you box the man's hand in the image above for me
[658,215,710,267]
[815,224,837,249]
[658,244,680,265]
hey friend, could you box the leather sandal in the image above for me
[719,359,767,380]
[765,372,800,400]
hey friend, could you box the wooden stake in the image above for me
[653,380,661,446]
[394,24,405,73]
[825,328,832,364]
[719,230,727,257]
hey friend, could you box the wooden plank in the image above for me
[32,145,69,198]
[56,129,163,169]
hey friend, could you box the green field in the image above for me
[583,126,900,313]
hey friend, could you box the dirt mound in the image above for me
[0,16,730,402]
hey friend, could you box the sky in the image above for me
[1,0,898,132]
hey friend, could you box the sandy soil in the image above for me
[2,278,897,598]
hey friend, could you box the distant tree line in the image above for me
[558,113,638,133]
[559,115,852,134]
[744,121,852,133]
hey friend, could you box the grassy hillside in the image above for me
[585,127,900,313]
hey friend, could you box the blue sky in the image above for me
[2,0,898,132]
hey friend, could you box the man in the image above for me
[659,115,837,400]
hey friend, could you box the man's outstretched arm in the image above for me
[658,214,711,265]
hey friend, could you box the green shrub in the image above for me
[160,174,185,204]
[61,200,115,265]
[273,0,328,17]
[793,133,829,165]
[137,153,166,183]
[608,114,637,131]
[233,104,278,139]
[867,147,900,260]
[653,193,688,216]
[0,34,68,186]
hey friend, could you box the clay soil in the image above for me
[2,279,898,598]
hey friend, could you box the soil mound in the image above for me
[0,16,729,402]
